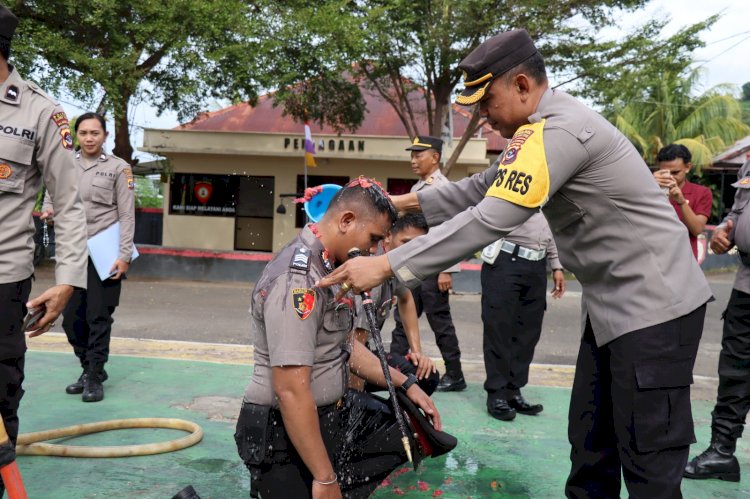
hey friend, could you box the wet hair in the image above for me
[328,177,397,224]
[503,52,547,85]
[0,37,10,61]
[657,144,691,165]
[391,213,428,236]
[74,112,107,133]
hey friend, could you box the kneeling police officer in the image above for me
[235,178,453,499]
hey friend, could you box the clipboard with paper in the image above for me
[87,222,139,281]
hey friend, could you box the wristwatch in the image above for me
[399,373,418,393]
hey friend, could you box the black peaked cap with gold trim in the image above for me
[456,29,538,106]
[405,135,443,154]
[0,5,18,41]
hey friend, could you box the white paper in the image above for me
[87,222,139,281]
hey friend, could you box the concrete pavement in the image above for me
[30,263,734,399]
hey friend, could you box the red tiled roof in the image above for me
[178,82,506,153]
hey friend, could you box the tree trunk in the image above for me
[443,106,482,176]
[113,101,134,164]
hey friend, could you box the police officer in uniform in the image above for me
[351,213,439,395]
[481,211,564,421]
[0,5,87,492]
[391,136,465,392]
[42,112,135,403]
[319,30,712,498]
[235,178,446,499]
[684,157,750,481]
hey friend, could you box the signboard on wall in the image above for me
[170,173,238,216]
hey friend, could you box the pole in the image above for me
[347,248,413,463]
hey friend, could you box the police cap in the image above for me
[405,135,443,155]
[0,5,18,41]
[456,29,538,106]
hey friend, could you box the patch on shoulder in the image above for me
[292,288,316,320]
[485,120,549,208]
[289,246,311,274]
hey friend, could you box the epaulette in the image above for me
[26,80,57,104]
[289,246,311,275]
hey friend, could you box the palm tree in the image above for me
[609,69,750,167]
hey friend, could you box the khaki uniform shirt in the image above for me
[720,159,750,294]
[389,89,712,346]
[44,152,136,262]
[0,67,87,287]
[491,211,561,270]
[244,225,354,408]
[411,169,460,273]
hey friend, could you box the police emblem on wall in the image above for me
[0,162,12,180]
[194,180,213,204]
[292,288,316,320]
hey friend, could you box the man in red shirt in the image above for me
[654,144,713,259]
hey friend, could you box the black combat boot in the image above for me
[82,364,105,402]
[684,433,740,482]
[66,366,108,395]
[436,371,467,392]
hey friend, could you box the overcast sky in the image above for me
[55,0,750,161]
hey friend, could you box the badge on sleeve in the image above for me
[60,127,74,150]
[485,120,550,208]
[292,288,316,320]
[50,111,69,128]
[123,168,135,190]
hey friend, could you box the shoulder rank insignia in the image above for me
[5,85,18,102]
[290,246,311,274]
[426,176,434,185]
[292,288,316,320]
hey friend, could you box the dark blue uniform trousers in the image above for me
[62,258,121,367]
[566,305,706,499]
[390,274,462,374]
[480,252,547,401]
[711,288,750,441]
[0,278,32,495]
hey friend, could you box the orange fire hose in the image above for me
[0,418,27,499]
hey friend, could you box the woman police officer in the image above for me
[42,112,135,403]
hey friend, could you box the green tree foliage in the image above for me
[258,0,717,173]
[609,69,750,167]
[10,0,262,164]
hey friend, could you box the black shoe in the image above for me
[684,436,740,482]
[82,365,105,402]
[436,372,466,392]
[487,399,516,421]
[66,368,108,395]
[508,395,543,415]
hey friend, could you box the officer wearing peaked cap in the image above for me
[0,5,87,491]
[391,135,466,392]
[318,29,713,497]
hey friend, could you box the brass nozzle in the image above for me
[402,436,412,463]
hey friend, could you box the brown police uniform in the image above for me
[685,158,750,480]
[392,139,464,385]
[354,245,439,395]
[0,6,87,477]
[236,226,416,498]
[43,151,135,376]
[386,30,713,498]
